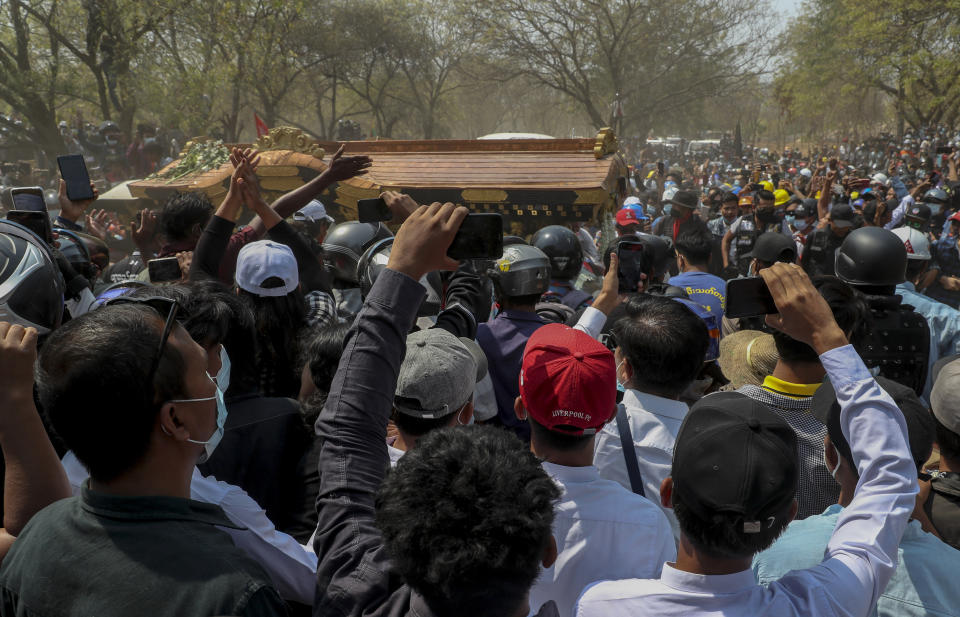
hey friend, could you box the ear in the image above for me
[660,477,673,509]
[823,435,839,473]
[158,402,191,442]
[458,401,474,426]
[787,499,798,525]
[541,534,558,569]
[514,396,527,421]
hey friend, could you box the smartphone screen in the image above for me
[447,213,503,260]
[57,154,95,201]
[725,276,777,318]
[7,210,52,243]
[148,257,183,283]
[10,187,47,213]
[357,197,392,223]
[617,240,647,294]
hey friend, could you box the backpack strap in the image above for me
[615,404,645,497]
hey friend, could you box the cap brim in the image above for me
[459,337,488,382]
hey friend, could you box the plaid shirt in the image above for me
[304,290,338,328]
[927,235,960,308]
[737,383,841,519]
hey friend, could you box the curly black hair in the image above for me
[375,425,560,617]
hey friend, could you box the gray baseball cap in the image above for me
[395,328,488,419]
[932,357,960,435]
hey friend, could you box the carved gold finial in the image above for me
[255,127,325,159]
[594,128,619,159]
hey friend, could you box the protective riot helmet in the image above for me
[503,235,527,247]
[0,219,65,334]
[892,227,932,261]
[489,244,551,298]
[835,227,907,288]
[321,221,393,284]
[531,225,582,280]
[356,237,442,316]
[924,188,948,205]
[53,228,92,275]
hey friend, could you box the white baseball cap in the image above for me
[871,173,889,186]
[799,168,812,178]
[235,240,299,297]
[294,199,334,224]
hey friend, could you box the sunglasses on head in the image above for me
[104,296,188,380]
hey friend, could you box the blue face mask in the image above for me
[168,373,228,464]
[784,215,796,225]
[929,203,942,216]
[794,219,809,231]
[616,359,626,393]
[216,346,231,394]
[646,205,658,216]
[663,204,673,216]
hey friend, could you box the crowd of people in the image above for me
[0,128,958,617]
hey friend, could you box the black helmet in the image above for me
[531,225,582,280]
[489,244,550,297]
[633,233,673,279]
[321,221,392,284]
[0,220,65,333]
[356,237,442,315]
[835,227,907,287]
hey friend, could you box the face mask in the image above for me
[216,346,231,394]
[615,360,626,393]
[794,219,809,231]
[784,215,796,225]
[929,203,942,216]
[663,204,673,216]
[756,208,780,224]
[646,205,657,216]
[168,373,228,464]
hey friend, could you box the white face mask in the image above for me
[168,373,228,464]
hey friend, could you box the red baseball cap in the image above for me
[520,323,617,435]
[616,208,639,226]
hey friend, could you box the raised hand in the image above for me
[130,208,158,254]
[321,144,372,183]
[57,179,99,224]
[84,209,112,242]
[387,202,467,280]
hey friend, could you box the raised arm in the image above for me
[760,263,915,616]
[0,323,71,559]
[313,202,466,617]
[246,145,371,237]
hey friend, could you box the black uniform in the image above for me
[800,228,846,277]
[855,294,931,397]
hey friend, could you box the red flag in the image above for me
[254,113,269,138]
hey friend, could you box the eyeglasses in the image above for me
[104,296,185,380]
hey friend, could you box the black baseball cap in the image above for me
[906,202,931,222]
[812,375,934,474]
[830,203,855,228]
[745,232,797,263]
[793,202,815,219]
[672,392,798,533]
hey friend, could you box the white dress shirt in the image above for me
[575,345,917,617]
[528,462,675,617]
[593,389,688,537]
[61,452,318,605]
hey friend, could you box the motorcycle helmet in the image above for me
[321,221,392,284]
[531,225,582,280]
[0,219,65,333]
[489,244,551,298]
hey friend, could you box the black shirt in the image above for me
[0,484,287,617]
[928,471,960,551]
[198,393,311,536]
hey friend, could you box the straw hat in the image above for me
[718,330,778,390]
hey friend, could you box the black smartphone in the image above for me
[357,197,392,223]
[447,213,503,260]
[726,276,778,318]
[9,186,47,212]
[147,257,183,283]
[936,146,953,155]
[617,239,647,294]
[57,154,95,201]
[6,210,52,243]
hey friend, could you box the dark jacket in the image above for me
[312,268,555,617]
[0,485,287,617]
[928,472,960,551]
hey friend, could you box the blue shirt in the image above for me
[753,504,960,617]
[668,271,726,316]
[476,310,545,441]
[898,281,960,399]
[926,235,960,308]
